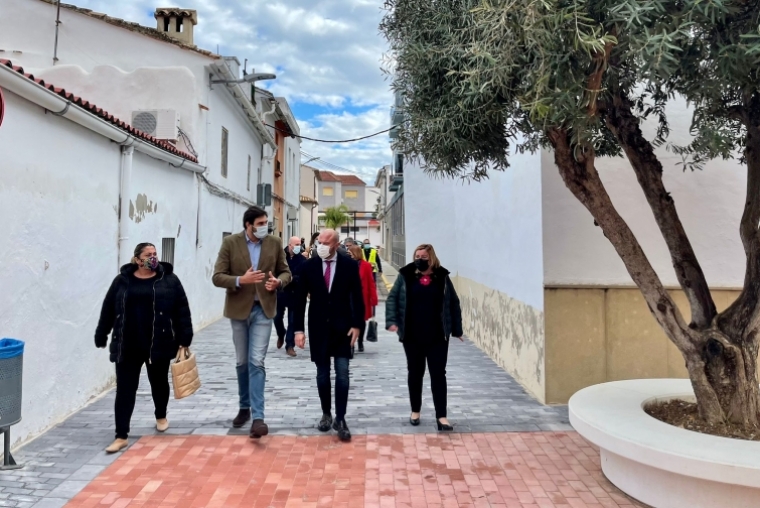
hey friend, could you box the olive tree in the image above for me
[381,0,760,429]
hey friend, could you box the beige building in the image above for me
[299,165,319,241]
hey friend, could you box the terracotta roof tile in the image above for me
[1,59,198,162]
[315,170,366,186]
[37,0,217,57]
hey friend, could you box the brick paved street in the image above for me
[4,302,584,508]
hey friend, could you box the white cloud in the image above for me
[71,0,394,180]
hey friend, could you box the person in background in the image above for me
[95,242,193,454]
[293,229,364,442]
[308,232,320,259]
[212,206,291,439]
[361,239,383,282]
[275,236,308,357]
[385,244,463,432]
[300,238,308,257]
[347,245,378,353]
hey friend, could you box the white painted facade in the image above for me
[542,97,745,288]
[0,1,301,449]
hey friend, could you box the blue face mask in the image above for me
[293,246,302,255]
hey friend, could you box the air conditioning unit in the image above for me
[131,109,180,141]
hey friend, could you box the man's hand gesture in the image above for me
[295,332,306,349]
[265,271,281,292]
[239,268,266,285]
[348,327,361,346]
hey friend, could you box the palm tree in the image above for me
[323,205,350,230]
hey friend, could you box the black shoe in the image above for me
[232,409,251,428]
[333,419,352,442]
[358,343,364,353]
[318,413,333,432]
[409,414,421,426]
[276,336,285,349]
[250,419,269,439]
[437,419,454,432]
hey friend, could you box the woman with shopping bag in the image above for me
[347,245,378,353]
[94,243,195,453]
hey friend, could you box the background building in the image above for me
[299,164,319,240]
[315,170,375,241]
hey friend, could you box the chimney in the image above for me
[154,8,198,47]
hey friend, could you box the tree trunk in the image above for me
[547,127,737,426]
[605,93,716,328]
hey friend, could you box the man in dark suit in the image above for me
[294,228,365,442]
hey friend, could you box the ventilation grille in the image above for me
[162,238,176,265]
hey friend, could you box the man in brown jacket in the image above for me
[212,206,291,438]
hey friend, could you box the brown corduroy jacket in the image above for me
[212,232,292,320]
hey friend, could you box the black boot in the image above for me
[232,409,251,428]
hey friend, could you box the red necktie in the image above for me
[324,260,333,291]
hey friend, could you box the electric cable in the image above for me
[265,123,395,143]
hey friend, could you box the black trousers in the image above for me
[114,356,171,439]
[404,339,450,419]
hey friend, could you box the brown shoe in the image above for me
[105,438,129,454]
[156,419,169,432]
[232,409,251,428]
[276,336,285,349]
[286,347,297,357]
[250,419,269,439]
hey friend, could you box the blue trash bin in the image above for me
[0,339,23,427]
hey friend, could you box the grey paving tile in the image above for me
[9,304,569,506]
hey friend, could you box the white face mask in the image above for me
[317,244,332,259]
[253,225,268,239]
[293,245,302,255]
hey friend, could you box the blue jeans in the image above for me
[230,305,273,419]
[316,357,350,421]
[274,297,295,349]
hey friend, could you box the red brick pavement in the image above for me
[65,433,646,508]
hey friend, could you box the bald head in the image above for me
[318,229,340,255]
[288,236,301,248]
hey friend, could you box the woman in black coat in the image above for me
[386,243,463,431]
[95,243,193,453]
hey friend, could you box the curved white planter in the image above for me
[569,379,760,508]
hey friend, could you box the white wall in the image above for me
[404,152,544,310]
[404,150,546,400]
[0,85,252,448]
[0,91,120,447]
[0,0,215,161]
[542,96,746,288]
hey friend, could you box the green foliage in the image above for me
[381,0,760,177]
[323,205,350,229]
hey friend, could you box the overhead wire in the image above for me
[265,123,394,143]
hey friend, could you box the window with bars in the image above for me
[221,127,229,178]
[161,238,176,265]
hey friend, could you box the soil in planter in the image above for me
[646,399,760,441]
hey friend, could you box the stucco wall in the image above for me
[544,287,741,404]
[0,92,122,448]
[404,149,546,401]
[0,87,252,449]
[541,97,746,288]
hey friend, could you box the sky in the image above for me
[73,0,393,184]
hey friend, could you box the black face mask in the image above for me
[414,259,430,272]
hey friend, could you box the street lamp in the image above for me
[211,72,277,85]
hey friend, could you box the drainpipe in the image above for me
[117,145,134,270]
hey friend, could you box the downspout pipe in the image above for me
[117,145,134,269]
[0,64,206,173]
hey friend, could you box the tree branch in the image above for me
[605,92,717,329]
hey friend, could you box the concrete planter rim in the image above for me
[568,379,760,489]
